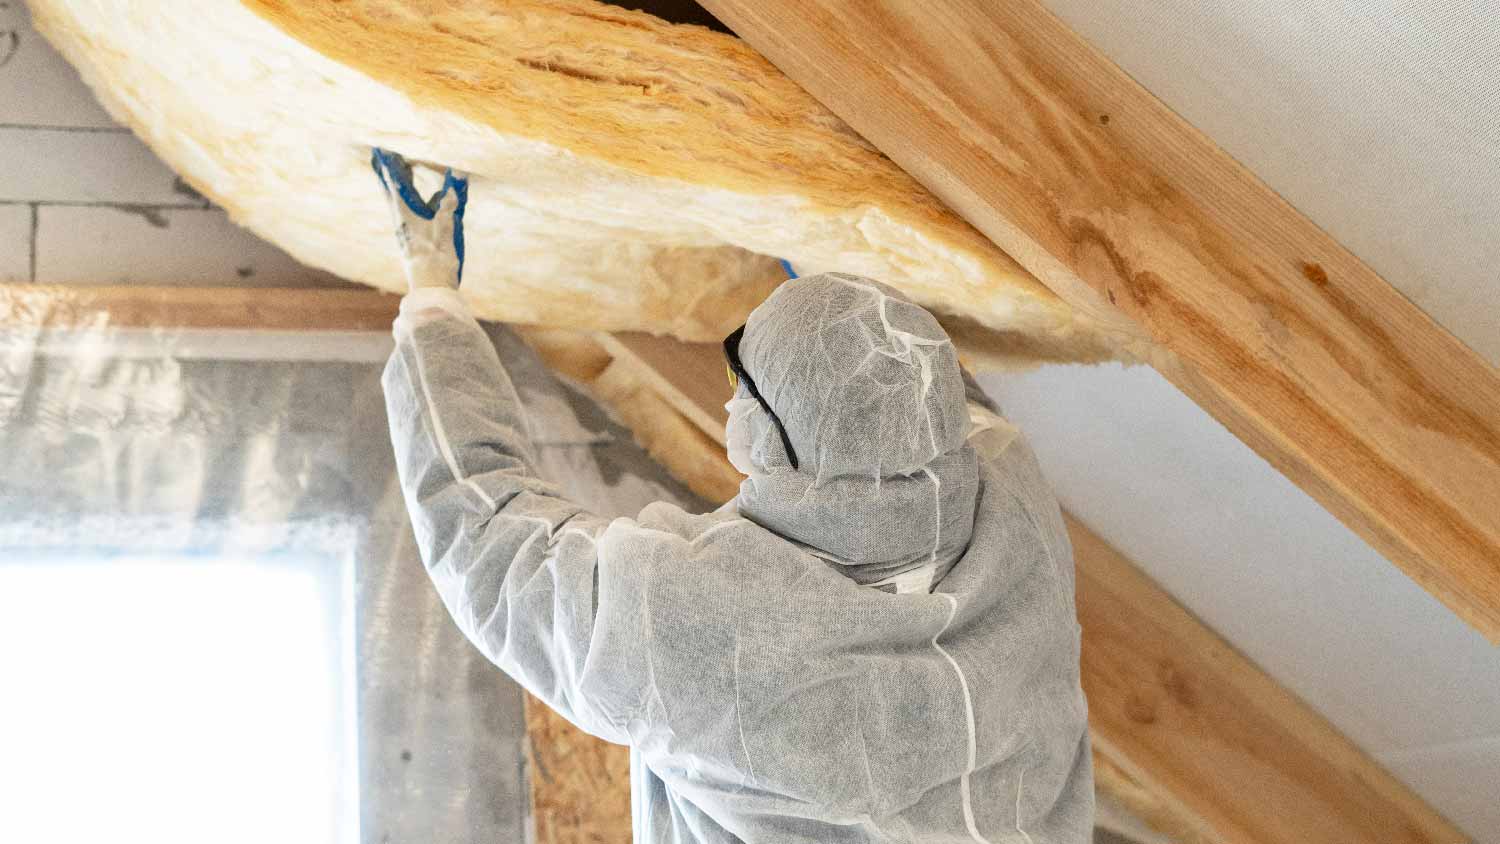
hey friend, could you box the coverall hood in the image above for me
[731,273,979,588]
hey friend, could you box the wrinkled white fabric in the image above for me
[393,287,473,343]
[737,273,971,481]
[383,273,1093,843]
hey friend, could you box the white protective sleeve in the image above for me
[381,301,633,741]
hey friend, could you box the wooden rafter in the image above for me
[1072,516,1464,842]
[695,0,1500,642]
[597,332,732,446]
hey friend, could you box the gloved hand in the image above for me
[371,148,469,291]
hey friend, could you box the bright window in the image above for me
[0,554,358,844]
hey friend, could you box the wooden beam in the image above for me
[578,335,1465,843]
[595,331,729,432]
[1071,515,1465,843]
[0,284,400,331]
[695,0,1500,641]
[1090,753,1216,844]
[596,332,730,446]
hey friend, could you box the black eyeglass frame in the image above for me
[723,325,801,470]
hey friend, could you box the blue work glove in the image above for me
[371,148,469,291]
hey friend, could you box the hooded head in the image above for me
[728,273,979,589]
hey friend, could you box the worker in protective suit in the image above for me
[373,149,1093,843]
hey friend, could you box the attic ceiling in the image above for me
[17,0,1499,839]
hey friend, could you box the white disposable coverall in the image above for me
[383,278,1093,843]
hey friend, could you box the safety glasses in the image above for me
[723,325,800,470]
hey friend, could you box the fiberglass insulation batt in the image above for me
[28,0,1132,363]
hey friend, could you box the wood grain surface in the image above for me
[524,692,633,844]
[597,332,732,446]
[0,283,399,331]
[697,0,1500,642]
[1072,515,1467,843]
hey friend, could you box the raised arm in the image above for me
[373,149,630,741]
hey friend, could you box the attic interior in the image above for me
[2,1,1497,843]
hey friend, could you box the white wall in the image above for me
[1,3,351,288]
